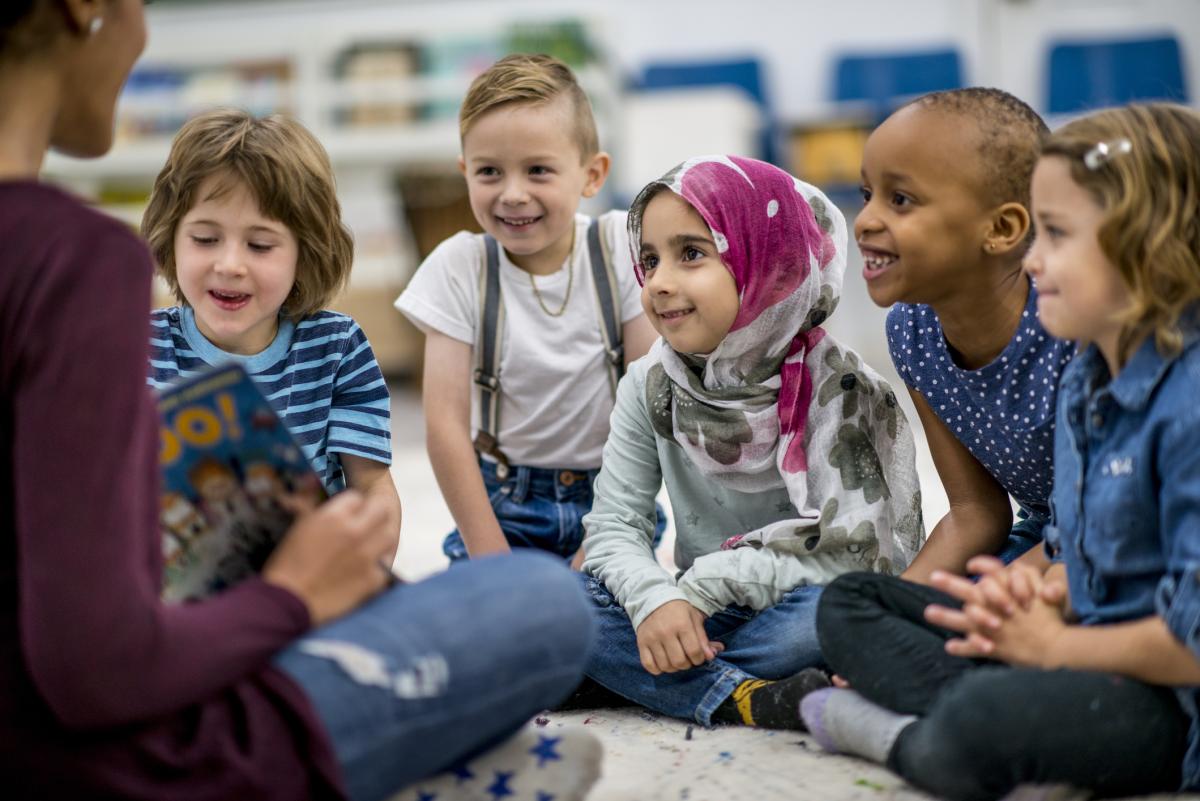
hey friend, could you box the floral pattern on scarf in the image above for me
[629,156,923,573]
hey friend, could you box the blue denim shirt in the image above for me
[1044,332,1200,790]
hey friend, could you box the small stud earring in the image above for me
[89,16,103,35]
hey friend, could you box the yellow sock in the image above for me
[729,678,772,725]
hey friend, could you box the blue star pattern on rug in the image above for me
[487,770,515,799]
[388,723,600,801]
[529,735,563,768]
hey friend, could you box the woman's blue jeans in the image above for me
[275,552,594,801]
[580,574,825,726]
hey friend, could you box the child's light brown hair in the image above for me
[1041,103,1200,363]
[458,53,599,162]
[141,108,354,321]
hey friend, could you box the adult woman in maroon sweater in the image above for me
[0,3,595,799]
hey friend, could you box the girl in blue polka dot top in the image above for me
[856,88,1075,583]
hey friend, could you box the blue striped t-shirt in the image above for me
[148,306,392,491]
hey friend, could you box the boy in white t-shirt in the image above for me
[396,53,660,566]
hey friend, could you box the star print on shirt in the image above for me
[685,511,700,527]
[775,500,792,513]
[487,771,515,799]
[529,735,563,767]
[450,763,474,784]
[537,792,557,801]
[416,792,437,801]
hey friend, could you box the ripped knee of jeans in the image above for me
[298,639,450,699]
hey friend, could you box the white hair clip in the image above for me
[1083,138,1132,171]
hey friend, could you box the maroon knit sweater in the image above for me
[0,181,344,800]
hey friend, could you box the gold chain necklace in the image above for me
[528,264,573,317]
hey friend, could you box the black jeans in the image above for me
[817,572,1189,801]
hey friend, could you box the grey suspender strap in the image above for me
[472,218,624,478]
[586,217,625,392]
[472,234,509,478]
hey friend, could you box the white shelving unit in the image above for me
[43,4,620,183]
[43,2,620,376]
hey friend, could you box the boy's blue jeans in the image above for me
[274,552,593,801]
[580,574,825,726]
[444,459,666,561]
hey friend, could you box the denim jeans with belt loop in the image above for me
[444,459,667,561]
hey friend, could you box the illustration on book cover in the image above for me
[157,364,324,602]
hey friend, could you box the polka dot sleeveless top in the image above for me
[886,284,1075,518]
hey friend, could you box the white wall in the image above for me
[147,0,1200,121]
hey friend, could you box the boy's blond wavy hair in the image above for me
[141,109,354,321]
[1041,103,1200,364]
[458,53,599,161]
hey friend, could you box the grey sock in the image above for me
[799,688,916,764]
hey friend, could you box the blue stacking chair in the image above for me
[635,58,778,165]
[832,48,963,118]
[1046,35,1189,114]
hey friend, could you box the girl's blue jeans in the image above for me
[444,459,666,561]
[580,574,825,726]
[274,552,594,801]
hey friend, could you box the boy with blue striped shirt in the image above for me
[142,109,400,553]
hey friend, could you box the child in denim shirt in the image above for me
[803,104,1200,801]
[396,55,659,565]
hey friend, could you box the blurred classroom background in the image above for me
[44,0,1200,378]
[43,0,1200,576]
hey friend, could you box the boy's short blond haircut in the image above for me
[458,53,599,162]
[1041,103,1200,364]
[141,109,354,322]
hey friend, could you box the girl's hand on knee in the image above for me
[263,490,395,626]
[966,556,1044,612]
[924,568,1011,649]
[927,564,1023,634]
[933,565,1068,665]
[635,600,721,675]
[1037,562,1073,620]
[946,590,1068,666]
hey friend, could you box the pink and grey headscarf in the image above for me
[630,156,922,573]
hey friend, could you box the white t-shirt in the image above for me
[396,211,644,469]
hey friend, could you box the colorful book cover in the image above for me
[157,363,325,602]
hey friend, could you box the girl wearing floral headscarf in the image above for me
[579,156,925,729]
